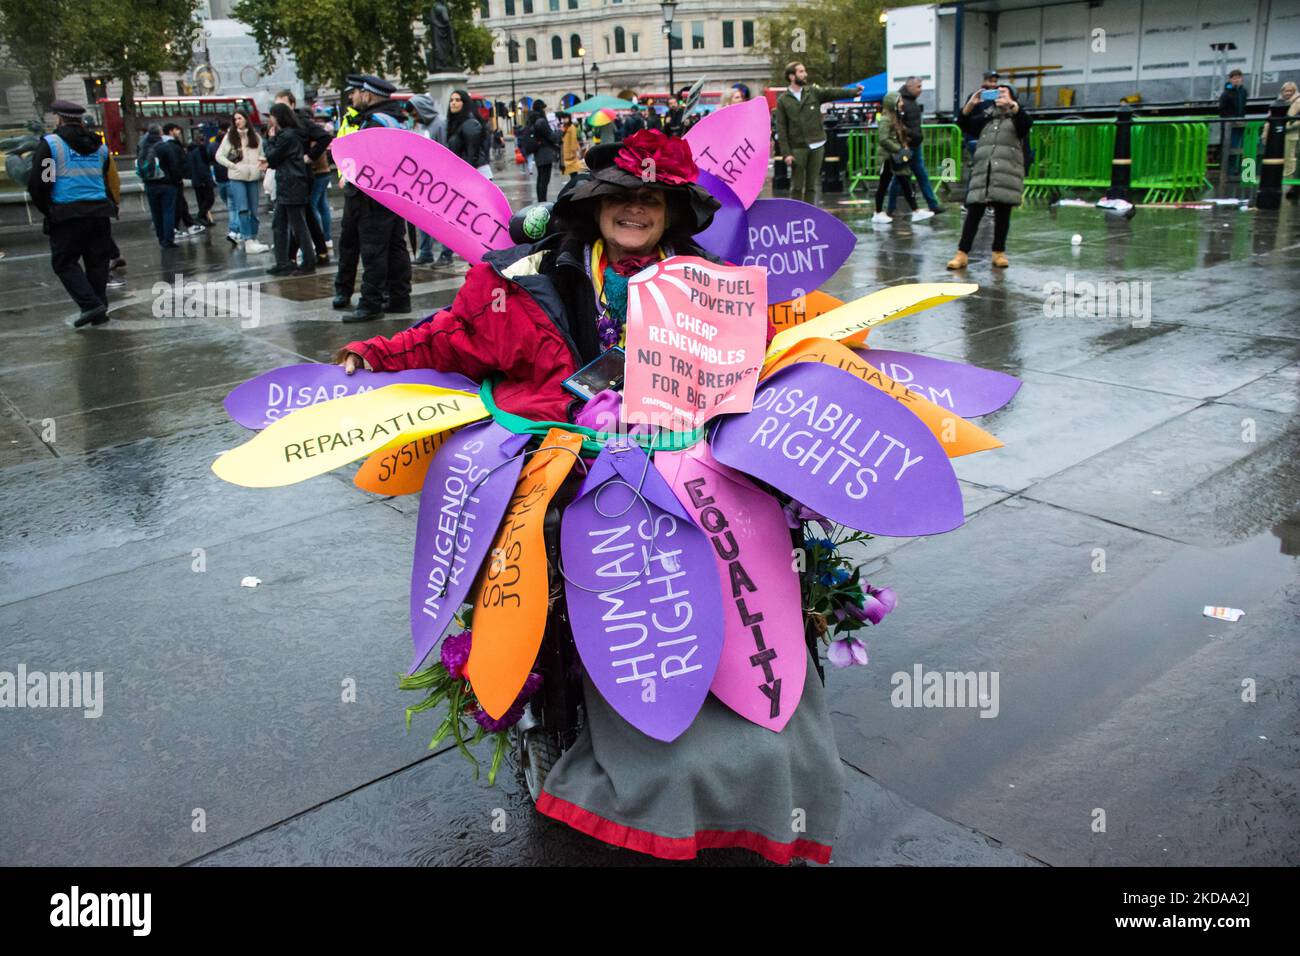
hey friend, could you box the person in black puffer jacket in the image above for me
[438,88,494,265]
[447,88,490,172]
[526,99,561,202]
[262,103,315,275]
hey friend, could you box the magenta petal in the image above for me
[849,638,869,666]
[868,585,898,616]
[855,593,886,625]
[842,600,871,623]
[827,639,854,668]
[574,389,622,431]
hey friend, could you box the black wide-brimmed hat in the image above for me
[552,129,721,234]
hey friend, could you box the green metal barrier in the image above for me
[1023,120,1114,199]
[845,124,962,194]
[1130,118,1210,202]
[850,115,1287,201]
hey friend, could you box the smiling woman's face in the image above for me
[598,187,668,257]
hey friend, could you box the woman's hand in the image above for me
[334,349,365,375]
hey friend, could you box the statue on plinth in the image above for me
[425,1,461,74]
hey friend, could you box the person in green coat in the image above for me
[872,90,923,223]
[947,85,1032,270]
[773,62,862,204]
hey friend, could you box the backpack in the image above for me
[516,123,536,156]
[135,139,167,182]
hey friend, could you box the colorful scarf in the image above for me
[588,240,665,350]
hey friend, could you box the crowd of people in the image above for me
[26,64,1299,328]
[512,83,754,202]
[861,67,1034,269]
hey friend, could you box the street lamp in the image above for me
[660,0,678,96]
[591,61,600,97]
[579,45,587,100]
[829,39,838,86]
[507,36,520,129]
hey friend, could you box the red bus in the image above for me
[97,96,262,154]
[637,90,724,109]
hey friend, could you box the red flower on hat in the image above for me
[613,129,699,186]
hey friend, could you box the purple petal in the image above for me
[857,593,888,625]
[827,639,854,668]
[867,585,898,616]
[842,600,872,623]
[849,638,869,666]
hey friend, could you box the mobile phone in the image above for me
[562,347,626,401]
[982,89,1000,102]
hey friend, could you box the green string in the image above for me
[478,378,704,457]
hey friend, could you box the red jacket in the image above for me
[344,237,771,423]
[344,241,582,422]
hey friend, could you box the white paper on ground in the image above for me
[1203,606,1245,622]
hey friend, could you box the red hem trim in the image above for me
[536,791,832,865]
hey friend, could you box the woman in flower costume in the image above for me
[216,119,1007,863]
[335,130,848,863]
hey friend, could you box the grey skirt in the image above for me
[538,650,843,864]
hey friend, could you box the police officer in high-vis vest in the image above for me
[331,75,364,313]
[28,99,121,327]
[333,74,412,323]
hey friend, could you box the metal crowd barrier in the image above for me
[844,124,963,194]
[842,110,1296,204]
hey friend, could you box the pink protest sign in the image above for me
[657,443,807,732]
[329,127,514,263]
[683,97,771,209]
[622,257,767,431]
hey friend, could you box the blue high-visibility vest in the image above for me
[44,134,109,204]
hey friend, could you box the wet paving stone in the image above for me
[827,500,1299,866]
[949,369,1201,492]
[0,329,287,421]
[0,420,366,605]
[0,502,422,866]
[1025,402,1300,546]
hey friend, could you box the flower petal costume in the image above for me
[213,117,1020,864]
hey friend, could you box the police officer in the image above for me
[28,100,120,328]
[332,75,364,312]
[336,75,412,323]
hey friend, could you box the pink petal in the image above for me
[827,639,854,668]
[858,593,888,625]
